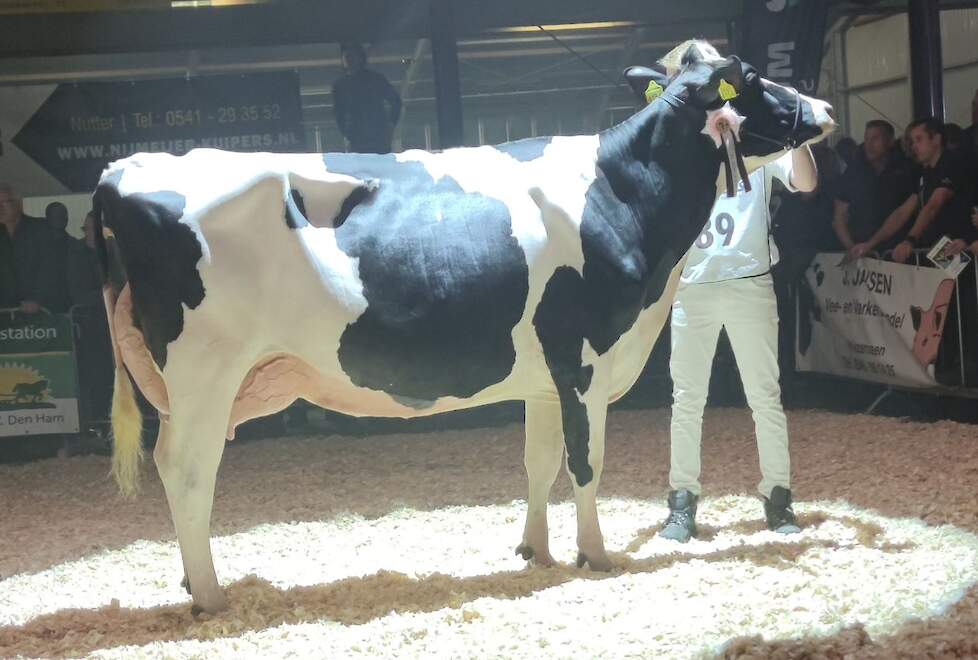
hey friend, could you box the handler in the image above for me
[661,144,818,542]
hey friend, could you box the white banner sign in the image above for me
[0,311,80,437]
[796,254,956,387]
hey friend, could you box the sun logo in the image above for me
[0,363,50,407]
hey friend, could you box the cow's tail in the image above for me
[93,183,144,497]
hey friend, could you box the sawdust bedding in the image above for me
[1,408,977,658]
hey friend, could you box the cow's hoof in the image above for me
[181,575,191,595]
[577,552,614,572]
[190,596,229,617]
[515,543,556,567]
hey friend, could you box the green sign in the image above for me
[0,310,79,436]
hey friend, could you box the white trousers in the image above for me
[668,273,790,498]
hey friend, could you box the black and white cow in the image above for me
[94,40,834,614]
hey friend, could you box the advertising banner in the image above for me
[0,311,80,436]
[0,71,306,195]
[796,255,955,387]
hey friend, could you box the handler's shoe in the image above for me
[660,489,698,542]
[764,486,801,534]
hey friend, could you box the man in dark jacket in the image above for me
[849,118,975,263]
[66,211,104,308]
[44,201,74,313]
[332,42,402,154]
[0,183,59,313]
[833,120,917,254]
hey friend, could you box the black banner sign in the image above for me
[11,71,306,193]
[739,0,829,94]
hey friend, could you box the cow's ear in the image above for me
[624,65,672,105]
[715,56,744,91]
[691,56,744,107]
[696,55,744,105]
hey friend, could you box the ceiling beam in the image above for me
[0,0,743,59]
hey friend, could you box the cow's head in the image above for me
[625,40,835,169]
[910,279,956,370]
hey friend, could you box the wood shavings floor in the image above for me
[1,408,977,659]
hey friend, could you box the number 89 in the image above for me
[695,212,736,249]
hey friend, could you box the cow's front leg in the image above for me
[547,356,612,572]
[516,400,564,567]
[533,269,613,571]
[562,370,612,572]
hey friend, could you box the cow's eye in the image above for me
[745,72,758,86]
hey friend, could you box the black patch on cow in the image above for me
[324,152,530,401]
[579,100,720,353]
[390,394,437,410]
[333,181,377,228]
[286,189,308,229]
[94,174,205,368]
[494,137,553,162]
[532,101,721,487]
[533,266,595,486]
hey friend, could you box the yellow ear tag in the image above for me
[719,79,739,101]
[644,80,664,105]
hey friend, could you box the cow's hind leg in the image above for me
[516,400,564,567]
[153,377,237,615]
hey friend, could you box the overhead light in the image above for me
[171,0,269,6]
[497,21,640,33]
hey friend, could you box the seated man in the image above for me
[833,120,916,254]
[849,118,974,263]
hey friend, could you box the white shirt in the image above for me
[681,153,797,285]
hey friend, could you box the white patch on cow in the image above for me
[659,39,725,74]
[287,167,370,228]
[103,150,376,418]
[580,339,599,372]
[807,96,836,136]
[575,339,602,402]
[607,258,685,403]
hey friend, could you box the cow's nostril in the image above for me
[825,105,836,121]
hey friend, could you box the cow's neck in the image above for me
[594,101,722,308]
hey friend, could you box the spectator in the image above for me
[944,123,966,153]
[849,118,974,264]
[0,183,59,313]
[67,210,114,425]
[66,211,103,308]
[900,123,915,160]
[832,120,916,253]
[0,210,14,309]
[776,142,841,258]
[44,201,73,313]
[773,143,841,379]
[332,42,402,154]
[944,203,978,258]
[834,136,859,173]
[947,119,977,183]
[964,88,978,158]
